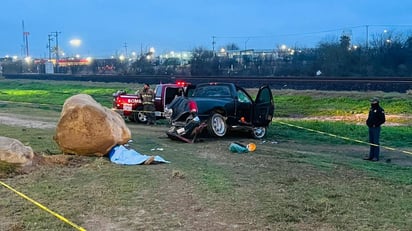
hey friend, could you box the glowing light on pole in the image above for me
[69,39,82,47]
[70,39,82,58]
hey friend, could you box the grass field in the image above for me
[1,79,412,231]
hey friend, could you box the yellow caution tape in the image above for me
[275,121,412,156]
[0,180,86,231]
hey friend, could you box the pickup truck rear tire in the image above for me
[207,113,227,137]
[251,127,266,139]
[133,107,147,123]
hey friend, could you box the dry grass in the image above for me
[1,83,412,230]
[1,124,412,230]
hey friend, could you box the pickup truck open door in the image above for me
[252,86,274,126]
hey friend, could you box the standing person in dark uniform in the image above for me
[364,98,385,161]
[141,83,156,125]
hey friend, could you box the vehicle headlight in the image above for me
[164,108,173,118]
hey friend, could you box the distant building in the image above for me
[159,51,192,66]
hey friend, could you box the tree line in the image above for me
[126,32,412,77]
[186,33,412,77]
[2,32,412,77]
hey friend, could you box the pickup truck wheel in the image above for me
[128,115,136,122]
[251,127,266,139]
[133,108,147,123]
[207,113,227,137]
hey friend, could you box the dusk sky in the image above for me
[1,0,412,58]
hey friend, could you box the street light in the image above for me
[245,38,250,50]
[69,39,82,58]
[382,30,391,46]
[69,39,82,47]
[24,56,32,63]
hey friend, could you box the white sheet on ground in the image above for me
[109,145,170,165]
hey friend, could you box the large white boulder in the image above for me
[0,136,34,165]
[54,94,131,156]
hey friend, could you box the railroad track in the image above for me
[3,74,412,92]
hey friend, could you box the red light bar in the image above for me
[176,81,186,86]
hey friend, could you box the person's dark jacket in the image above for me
[366,104,385,127]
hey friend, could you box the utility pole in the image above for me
[123,42,128,57]
[212,36,216,56]
[22,20,30,57]
[51,31,61,72]
[47,34,53,60]
[244,38,250,50]
[365,25,369,49]
[24,32,30,57]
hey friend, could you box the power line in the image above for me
[213,24,412,40]
[212,24,412,49]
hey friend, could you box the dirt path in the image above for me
[1,112,409,130]
[0,113,57,129]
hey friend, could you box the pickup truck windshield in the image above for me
[193,85,231,97]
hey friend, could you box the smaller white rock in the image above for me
[0,136,34,166]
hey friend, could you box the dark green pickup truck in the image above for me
[166,82,274,139]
